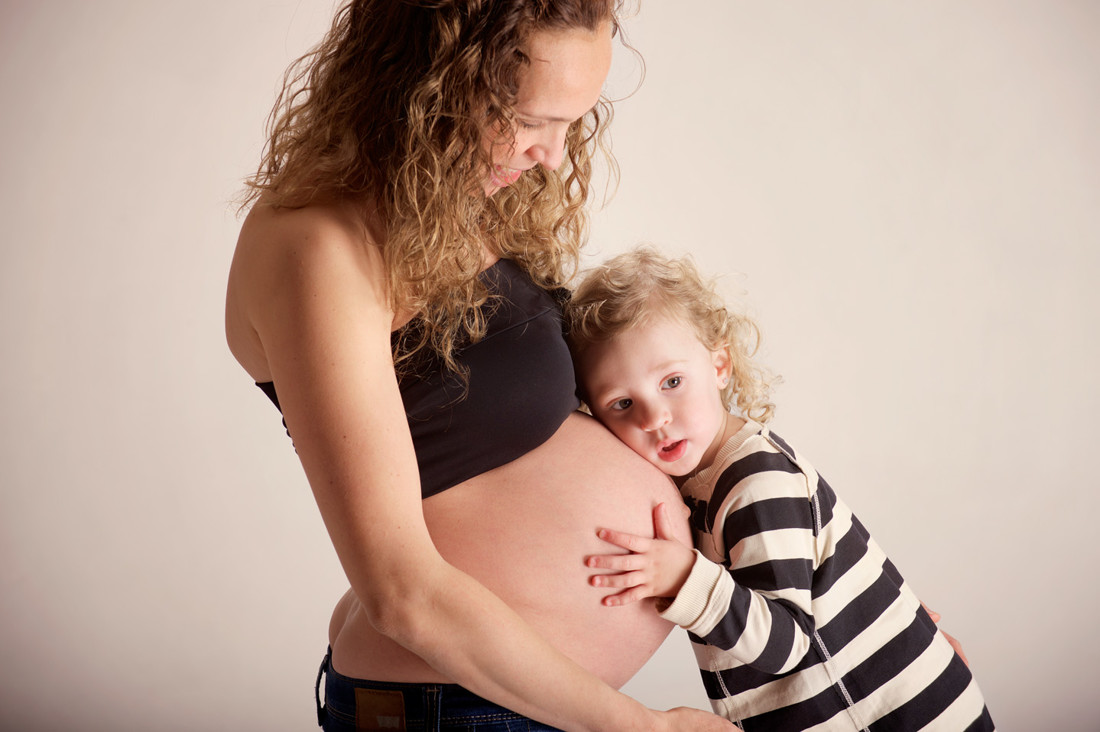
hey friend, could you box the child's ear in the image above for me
[712,347,732,389]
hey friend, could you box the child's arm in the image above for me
[588,472,818,676]
[590,450,971,684]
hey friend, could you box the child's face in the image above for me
[577,315,732,477]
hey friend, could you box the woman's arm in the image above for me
[234,205,731,732]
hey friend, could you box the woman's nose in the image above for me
[527,127,567,171]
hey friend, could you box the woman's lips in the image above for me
[490,165,523,188]
[657,439,687,463]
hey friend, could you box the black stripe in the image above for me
[881,555,905,587]
[813,475,837,528]
[699,661,776,700]
[867,653,984,731]
[708,451,802,530]
[722,496,815,550]
[684,495,710,534]
[697,665,725,700]
[816,561,905,654]
[750,607,798,673]
[739,678,851,731]
[776,596,816,638]
[730,558,814,594]
[840,612,937,704]
[700,641,825,698]
[812,520,871,598]
[699,582,752,650]
[765,430,798,461]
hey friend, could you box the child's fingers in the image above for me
[601,583,655,606]
[586,552,647,571]
[596,527,650,552]
[590,570,645,589]
[653,502,683,542]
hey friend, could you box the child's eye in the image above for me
[609,398,633,411]
[662,376,682,390]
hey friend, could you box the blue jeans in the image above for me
[317,648,562,731]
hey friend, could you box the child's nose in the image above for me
[640,403,671,432]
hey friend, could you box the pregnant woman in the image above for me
[225,1,732,729]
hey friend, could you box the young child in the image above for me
[567,247,993,731]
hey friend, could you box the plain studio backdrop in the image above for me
[1,1,1096,729]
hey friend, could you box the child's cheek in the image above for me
[607,422,635,449]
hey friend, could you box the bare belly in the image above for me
[329,412,688,688]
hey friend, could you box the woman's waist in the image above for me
[332,413,685,686]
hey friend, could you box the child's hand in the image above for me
[587,503,696,606]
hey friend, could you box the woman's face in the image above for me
[484,21,614,195]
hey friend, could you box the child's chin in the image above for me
[665,456,701,479]
[655,459,693,478]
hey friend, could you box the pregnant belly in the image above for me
[329,411,688,687]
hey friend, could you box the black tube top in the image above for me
[256,258,580,498]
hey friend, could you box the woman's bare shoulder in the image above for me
[226,199,390,380]
[234,200,381,275]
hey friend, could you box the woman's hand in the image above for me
[587,503,696,606]
[655,706,737,731]
[922,602,970,666]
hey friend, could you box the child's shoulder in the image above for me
[712,421,827,494]
[713,419,797,469]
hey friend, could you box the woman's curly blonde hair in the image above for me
[567,246,776,422]
[242,0,623,374]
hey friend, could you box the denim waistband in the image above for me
[317,647,560,731]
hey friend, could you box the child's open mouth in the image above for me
[657,440,687,463]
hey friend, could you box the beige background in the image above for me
[2,1,1097,729]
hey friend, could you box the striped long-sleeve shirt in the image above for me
[660,420,993,730]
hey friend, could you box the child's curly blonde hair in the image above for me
[567,246,776,422]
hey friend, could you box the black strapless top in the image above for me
[257,258,580,497]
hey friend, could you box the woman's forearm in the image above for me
[364,557,655,731]
[356,553,735,731]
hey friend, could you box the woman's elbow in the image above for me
[354,569,445,647]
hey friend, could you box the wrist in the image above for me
[670,544,696,596]
[620,704,664,732]
[659,550,725,629]
[592,691,659,732]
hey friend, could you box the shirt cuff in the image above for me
[658,549,728,631]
